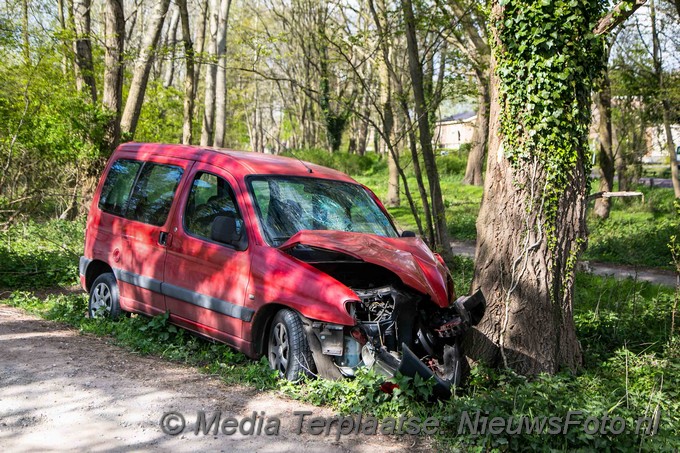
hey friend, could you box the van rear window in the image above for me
[98,159,184,226]
[98,159,142,217]
[126,163,184,226]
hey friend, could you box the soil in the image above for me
[0,304,429,452]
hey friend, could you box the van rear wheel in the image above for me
[267,309,315,381]
[88,273,122,319]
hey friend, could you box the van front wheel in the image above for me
[88,273,122,319]
[267,309,315,381]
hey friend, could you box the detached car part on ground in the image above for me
[80,143,485,399]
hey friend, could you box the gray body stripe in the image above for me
[81,259,254,322]
[114,268,163,294]
[161,282,255,322]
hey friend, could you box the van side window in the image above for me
[98,159,143,216]
[126,163,184,226]
[184,172,243,242]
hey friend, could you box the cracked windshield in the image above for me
[249,177,398,245]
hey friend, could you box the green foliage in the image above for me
[134,81,184,144]
[281,149,386,176]
[436,153,467,176]
[0,219,84,289]
[0,46,107,221]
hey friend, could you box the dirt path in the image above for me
[451,240,678,288]
[0,305,427,452]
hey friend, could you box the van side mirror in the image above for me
[211,216,246,250]
[401,230,416,238]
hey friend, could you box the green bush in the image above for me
[437,153,467,176]
[0,219,84,289]
[282,149,386,176]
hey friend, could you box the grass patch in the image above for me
[584,189,679,269]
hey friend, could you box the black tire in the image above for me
[88,273,122,320]
[267,309,315,380]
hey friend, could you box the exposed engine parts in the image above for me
[309,282,486,398]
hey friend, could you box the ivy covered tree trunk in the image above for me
[468,0,604,375]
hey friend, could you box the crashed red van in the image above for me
[80,143,484,395]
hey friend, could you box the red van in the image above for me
[80,143,484,396]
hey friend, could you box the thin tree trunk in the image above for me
[404,111,435,245]
[73,0,97,102]
[213,0,232,148]
[593,63,615,218]
[22,0,30,64]
[193,0,208,99]
[102,0,125,154]
[200,0,219,146]
[356,93,370,156]
[401,0,452,261]
[178,0,195,145]
[464,71,489,186]
[379,55,400,207]
[120,0,172,137]
[651,0,680,198]
[162,7,181,89]
[57,0,69,73]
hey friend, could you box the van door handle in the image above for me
[158,231,172,246]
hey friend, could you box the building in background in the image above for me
[433,111,476,150]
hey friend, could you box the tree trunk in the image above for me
[57,0,69,74]
[120,0,172,138]
[178,0,195,145]
[466,1,600,375]
[192,0,208,99]
[468,57,586,375]
[593,63,615,218]
[200,0,219,146]
[73,0,97,102]
[401,0,452,261]
[101,0,125,155]
[162,7,181,89]
[405,113,435,245]
[666,108,680,198]
[379,55,400,208]
[213,0,232,148]
[22,0,29,64]
[651,0,680,198]
[464,71,489,186]
[356,93,370,156]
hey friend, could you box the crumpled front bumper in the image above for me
[371,290,486,399]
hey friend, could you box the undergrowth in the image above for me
[2,264,678,450]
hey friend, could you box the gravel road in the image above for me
[0,304,428,452]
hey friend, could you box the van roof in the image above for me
[116,142,357,183]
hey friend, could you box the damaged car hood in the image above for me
[278,230,451,307]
